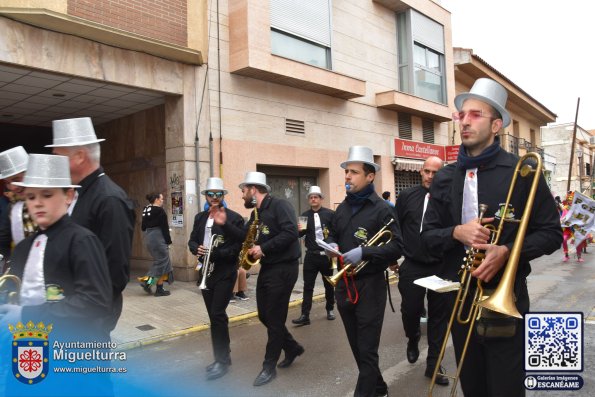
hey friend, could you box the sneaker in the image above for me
[235,291,249,301]
[578,257,585,263]
[154,288,171,297]
[563,256,569,262]
[229,294,237,303]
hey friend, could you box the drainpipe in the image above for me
[195,134,201,210]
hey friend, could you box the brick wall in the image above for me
[68,0,187,47]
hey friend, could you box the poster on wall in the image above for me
[171,191,184,227]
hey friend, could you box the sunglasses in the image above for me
[206,191,224,198]
[452,110,494,122]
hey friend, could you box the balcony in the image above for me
[499,134,544,159]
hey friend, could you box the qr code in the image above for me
[525,313,583,371]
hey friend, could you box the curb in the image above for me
[117,274,398,351]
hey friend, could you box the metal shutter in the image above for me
[270,0,332,47]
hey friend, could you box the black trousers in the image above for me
[336,272,387,397]
[256,263,300,370]
[105,292,123,333]
[202,270,237,364]
[301,252,335,315]
[397,259,449,369]
[450,278,529,397]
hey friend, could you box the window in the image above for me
[270,0,332,69]
[397,10,446,104]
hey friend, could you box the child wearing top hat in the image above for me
[0,154,112,339]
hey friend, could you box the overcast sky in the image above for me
[441,0,594,129]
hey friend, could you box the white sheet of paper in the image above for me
[414,275,460,293]
[316,239,342,256]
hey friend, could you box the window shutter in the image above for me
[270,0,331,47]
[398,113,412,140]
[411,10,444,54]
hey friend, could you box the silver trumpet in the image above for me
[198,234,220,290]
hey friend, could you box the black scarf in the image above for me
[457,136,502,170]
[346,183,375,213]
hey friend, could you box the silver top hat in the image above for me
[307,185,324,199]
[341,146,380,172]
[12,154,80,188]
[46,117,106,147]
[201,177,228,195]
[238,171,270,192]
[0,146,28,179]
[454,78,511,128]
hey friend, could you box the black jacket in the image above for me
[9,216,112,331]
[299,207,334,252]
[188,208,244,284]
[70,167,135,294]
[327,190,403,276]
[142,205,172,244]
[421,148,562,288]
[396,185,442,266]
[224,195,301,266]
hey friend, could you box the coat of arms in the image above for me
[9,321,52,385]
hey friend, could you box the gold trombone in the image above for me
[428,152,542,396]
[325,218,394,288]
[0,257,21,304]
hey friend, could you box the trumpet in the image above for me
[428,152,542,396]
[325,218,394,288]
[198,234,220,290]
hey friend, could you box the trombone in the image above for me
[428,152,542,396]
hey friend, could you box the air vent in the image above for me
[286,119,305,134]
[398,113,412,140]
[589,136,595,145]
[422,118,434,143]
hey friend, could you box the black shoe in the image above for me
[206,362,229,380]
[154,287,171,297]
[425,366,449,386]
[235,291,249,301]
[253,367,276,386]
[206,361,217,372]
[406,335,420,363]
[327,310,336,320]
[140,280,152,294]
[277,345,304,368]
[291,314,310,326]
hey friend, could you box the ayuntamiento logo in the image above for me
[9,321,53,385]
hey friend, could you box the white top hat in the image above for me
[239,171,270,192]
[46,117,106,147]
[307,185,324,199]
[454,78,511,128]
[341,146,380,172]
[201,177,228,194]
[0,146,28,179]
[12,154,80,188]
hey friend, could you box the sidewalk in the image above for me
[112,264,330,350]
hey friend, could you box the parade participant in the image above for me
[0,146,37,261]
[381,191,395,207]
[210,171,303,387]
[47,117,135,333]
[0,154,111,334]
[421,78,562,396]
[138,192,173,296]
[393,155,449,386]
[188,177,244,380]
[325,146,403,397]
[292,185,336,325]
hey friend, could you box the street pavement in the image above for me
[113,263,329,349]
[113,248,595,396]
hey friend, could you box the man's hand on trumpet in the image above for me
[453,217,494,247]
[470,243,510,283]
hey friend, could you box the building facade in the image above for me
[0,1,558,280]
[542,123,595,198]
